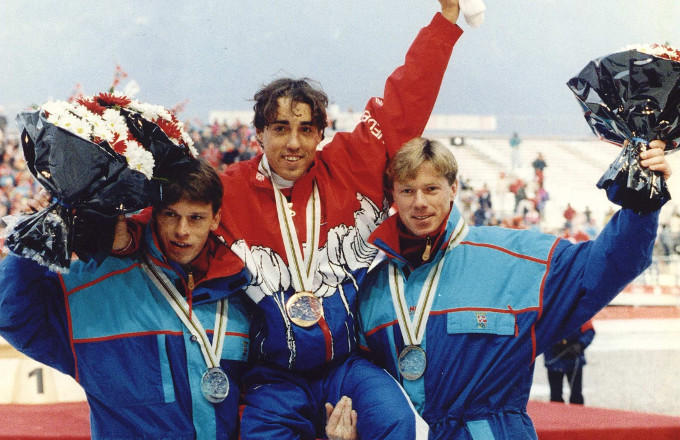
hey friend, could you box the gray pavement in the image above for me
[531,318,680,417]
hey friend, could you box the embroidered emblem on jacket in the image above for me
[475,312,488,329]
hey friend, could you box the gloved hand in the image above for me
[459,0,486,27]
[564,343,583,357]
[552,340,582,358]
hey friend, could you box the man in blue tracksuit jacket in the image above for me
[0,159,251,439]
[358,137,670,439]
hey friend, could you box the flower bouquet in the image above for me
[3,92,198,272]
[567,43,680,212]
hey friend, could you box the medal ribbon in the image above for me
[389,217,468,346]
[142,255,227,369]
[259,156,321,293]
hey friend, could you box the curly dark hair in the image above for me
[252,78,328,137]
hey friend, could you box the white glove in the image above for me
[459,0,486,27]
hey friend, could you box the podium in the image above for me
[0,338,85,405]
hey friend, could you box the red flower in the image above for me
[644,43,680,63]
[76,97,106,115]
[111,133,127,154]
[95,92,131,108]
[154,117,182,141]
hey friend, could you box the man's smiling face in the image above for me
[393,161,457,237]
[258,96,322,182]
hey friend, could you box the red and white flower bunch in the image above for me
[40,92,198,179]
[623,43,680,62]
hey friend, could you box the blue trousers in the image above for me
[240,353,426,439]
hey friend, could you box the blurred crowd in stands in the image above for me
[0,110,678,260]
[192,119,262,172]
[457,151,555,233]
[0,114,40,220]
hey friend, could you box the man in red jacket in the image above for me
[218,2,464,438]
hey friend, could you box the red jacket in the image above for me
[219,13,463,371]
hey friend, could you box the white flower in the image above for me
[167,134,180,146]
[68,116,93,140]
[175,120,196,153]
[623,43,680,62]
[54,112,83,134]
[44,111,61,125]
[182,130,196,149]
[85,113,115,143]
[42,100,72,123]
[187,140,199,158]
[156,108,172,121]
[123,140,154,179]
[109,90,130,99]
[129,101,171,122]
[69,103,93,119]
[101,108,129,139]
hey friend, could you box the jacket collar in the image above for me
[369,204,468,266]
[142,222,245,286]
[251,152,318,196]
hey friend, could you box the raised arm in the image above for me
[321,1,464,194]
[536,140,671,353]
[376,1,463,155]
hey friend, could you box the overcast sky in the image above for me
[1,0,678,137]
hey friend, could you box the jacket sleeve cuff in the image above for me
[431,12,464,42]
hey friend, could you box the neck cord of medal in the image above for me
[141,253,230,403]
[259,156,324,327]
[390,217,467,380]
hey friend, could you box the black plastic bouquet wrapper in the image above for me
[121,109,193,179]
[567,48,680,213]
[4,110,194,272]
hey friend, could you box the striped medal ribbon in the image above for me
[259,156,323,328]
[142,254,229,403]
[389,217,467,380]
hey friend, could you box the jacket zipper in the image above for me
[421,236,432,262]
[187,272,195,291]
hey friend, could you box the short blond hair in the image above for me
[384,137,458,203]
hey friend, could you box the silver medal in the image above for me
[398,345,427,381]
[200,367,229,403]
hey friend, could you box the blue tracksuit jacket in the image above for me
[0,226,251,439]
[359,205,657,439]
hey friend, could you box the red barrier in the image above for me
[2,401,680,439]
[527,401,680,440]
[0,402,89,440]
